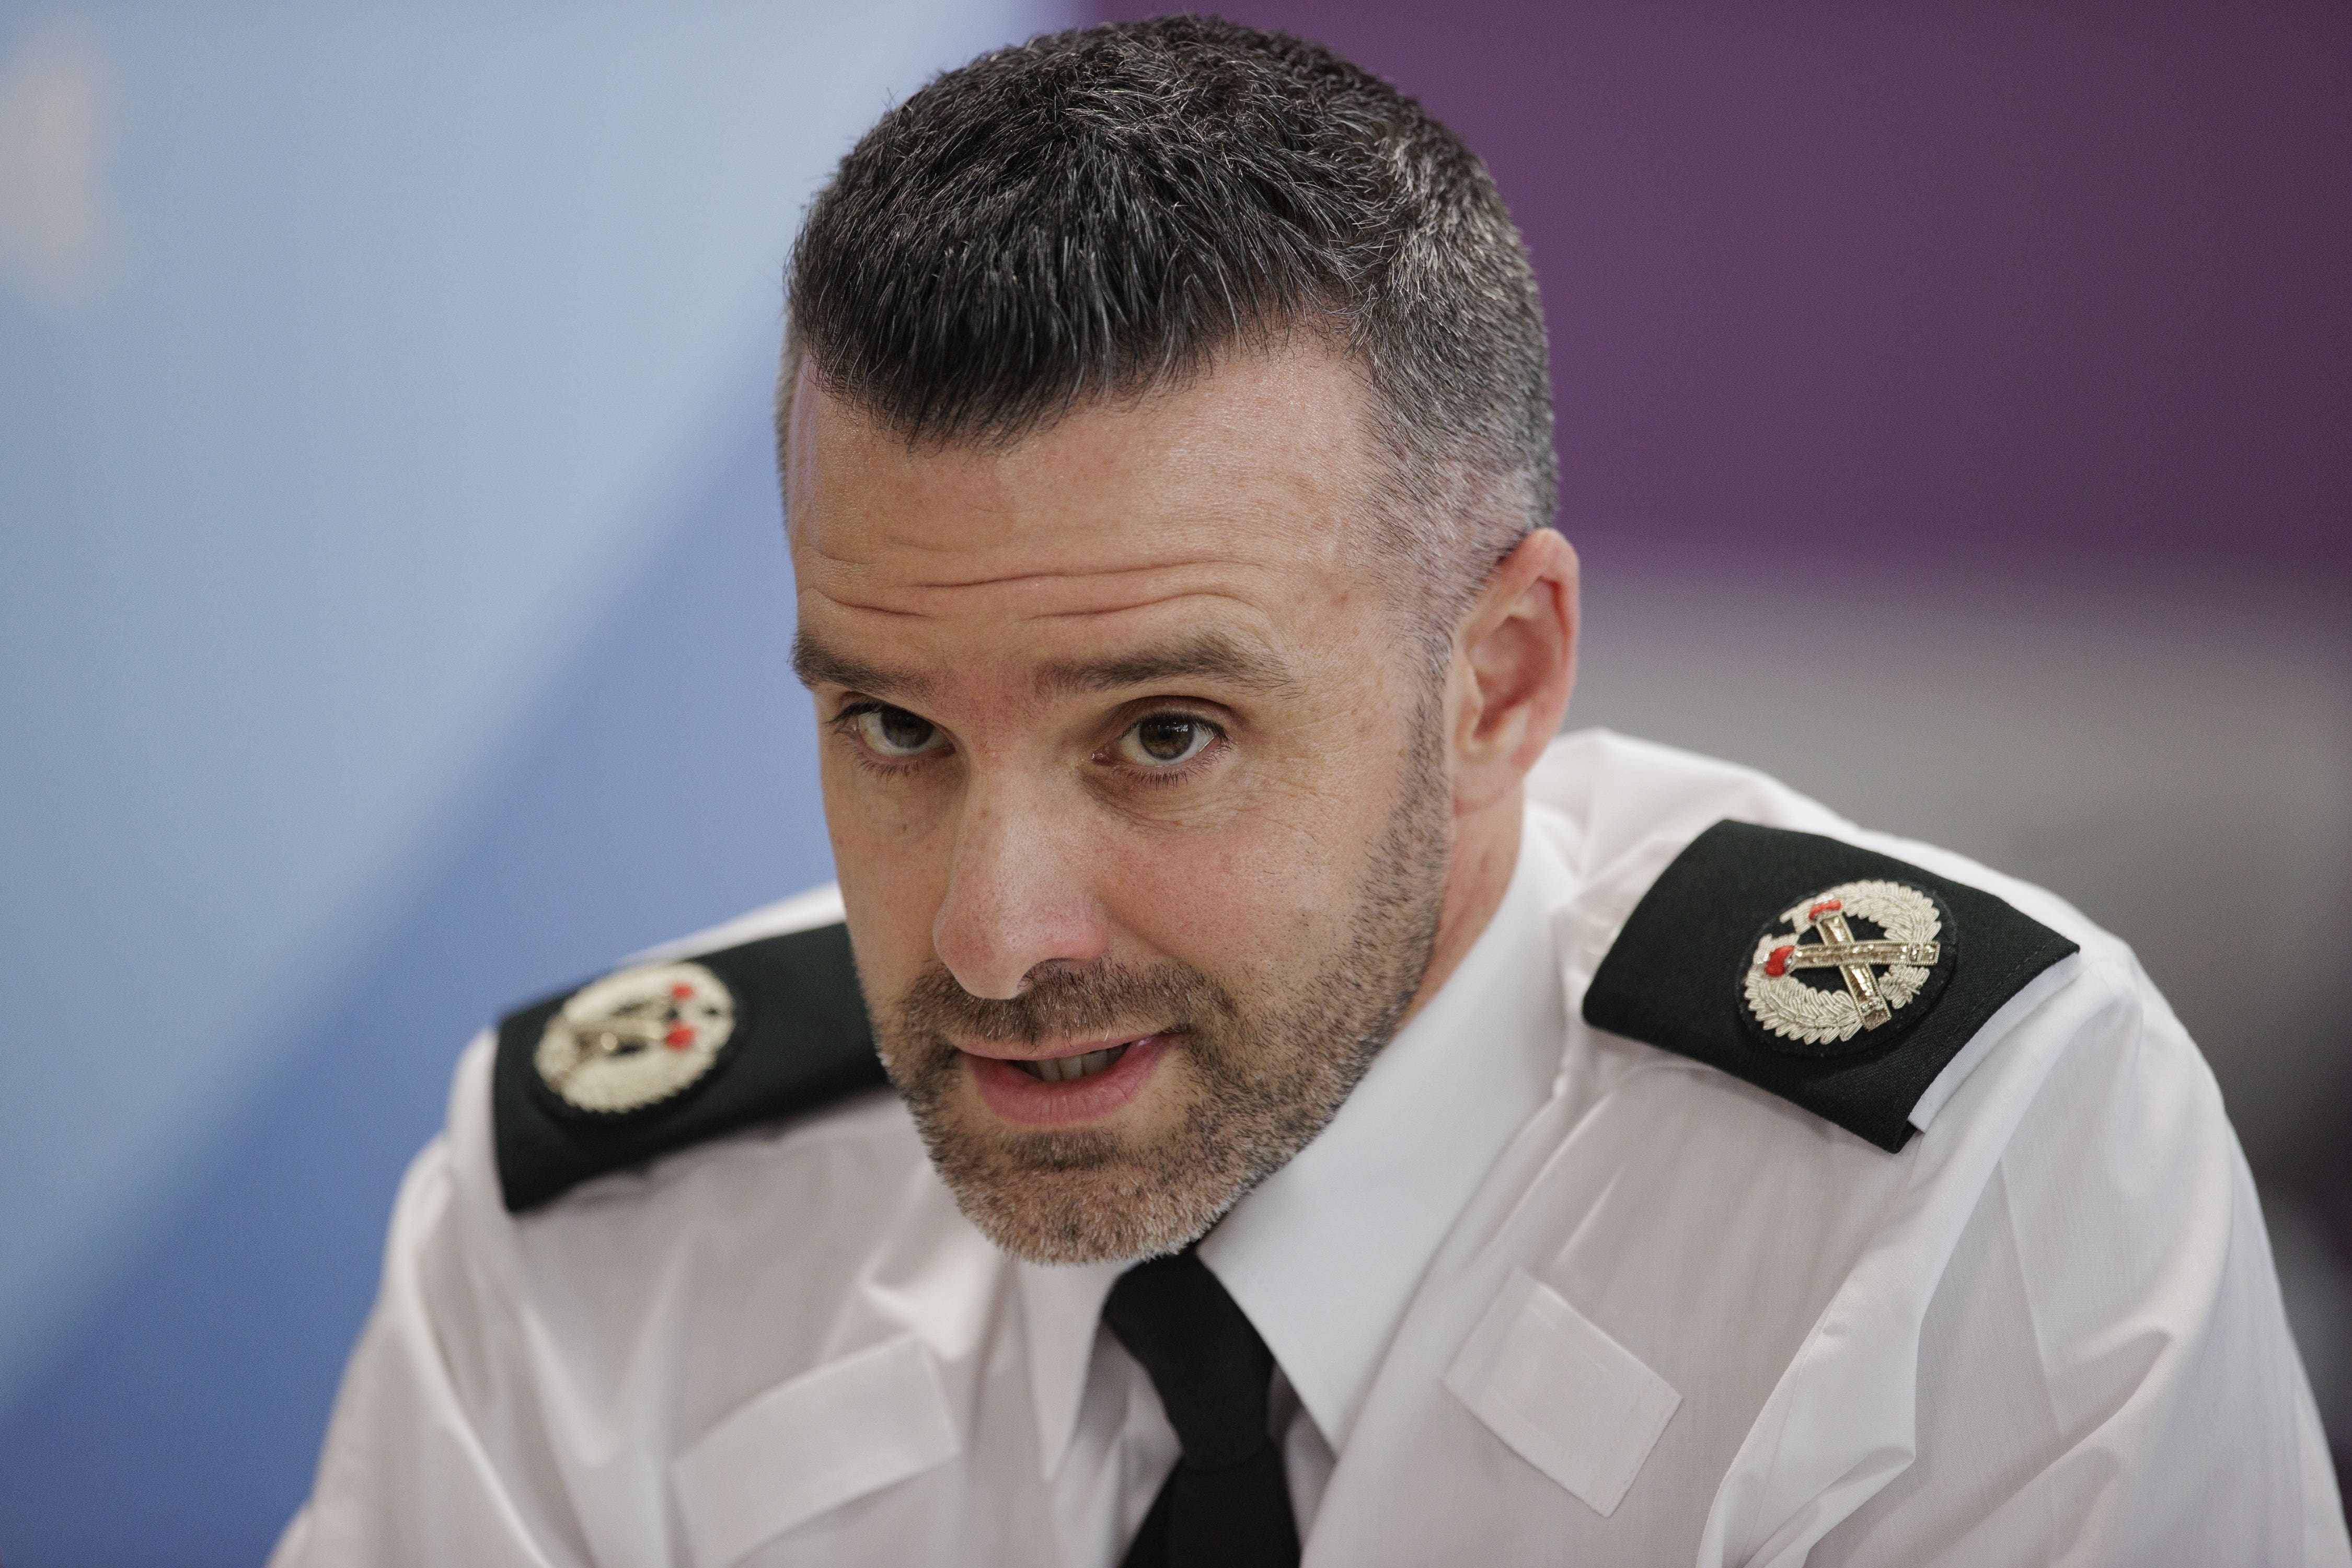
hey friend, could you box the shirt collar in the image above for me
[1015,1255,1124,1481]
[1017,804,1575,1477]
[1200,810,1572,1449]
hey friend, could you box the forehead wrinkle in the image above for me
[806,533,1282,584]
[807,545,1304,622]
[900,563,1242,592]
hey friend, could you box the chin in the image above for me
[919,1121,1249,1266]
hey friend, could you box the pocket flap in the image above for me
[673,1333,960,1566]
[1443,1268,1680,1517]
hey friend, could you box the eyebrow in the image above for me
[790,627,1297,704]
[1033,630,1298,699]
[790,632,936,703]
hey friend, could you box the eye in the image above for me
[850,704,945,759]
[1113,712,1217,768]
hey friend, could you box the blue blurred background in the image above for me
[2,2,2346,1561]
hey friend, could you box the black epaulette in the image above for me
[492,921,890,1213]
[1582,820,2078,1151]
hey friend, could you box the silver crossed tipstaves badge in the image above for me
[1743,880,1945,1047]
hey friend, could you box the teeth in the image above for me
[1016,1043,1132,1083]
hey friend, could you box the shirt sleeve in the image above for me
[1808,954,2350,1567]
[269,1038,583,1568]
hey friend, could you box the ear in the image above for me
[1448,527,1579,815]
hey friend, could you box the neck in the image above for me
[1400,780,1525,1027]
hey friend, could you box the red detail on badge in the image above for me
[670,983,694,1000]
[1765,944,1795,977]
[1807,898,1842,920]
[664,1026,695,1050]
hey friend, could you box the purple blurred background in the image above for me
[1094,0,2352,586]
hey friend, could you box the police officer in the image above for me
[275,19,2347,1566]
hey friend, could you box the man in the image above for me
[275,19,2346,1566]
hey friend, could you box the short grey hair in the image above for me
[782,16,1555,639]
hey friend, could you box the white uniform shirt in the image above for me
[274,731,2349,1566]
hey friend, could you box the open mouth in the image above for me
[965,1032,1170,1126]
[1012,1042,1132,1083]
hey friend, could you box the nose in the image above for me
[931,777,1111,1000]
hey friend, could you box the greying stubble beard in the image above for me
[871,690,1454,1265]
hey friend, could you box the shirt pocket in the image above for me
[671,1333,961,1568]
[1442,1267,1681,1518]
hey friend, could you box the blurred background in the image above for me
[1,1,2344,1560]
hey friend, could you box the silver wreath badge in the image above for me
[1743,880,1944,1046]
[535,961,736,1113]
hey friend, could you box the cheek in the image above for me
[1098,779,1366,981]
[818,752,952,997]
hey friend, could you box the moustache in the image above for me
[898,959,1237,1047]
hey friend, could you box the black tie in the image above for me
[1102,1248,1301,1568]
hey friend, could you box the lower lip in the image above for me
[965,1034,1173,1127]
